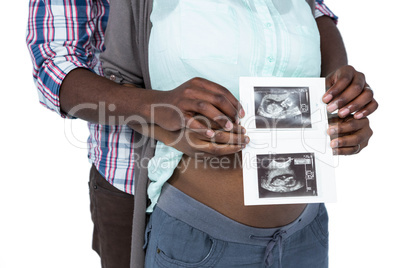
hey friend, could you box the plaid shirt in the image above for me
[26,0,338,194]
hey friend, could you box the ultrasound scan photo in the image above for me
[254,87,312,129]
[257,153,317,198]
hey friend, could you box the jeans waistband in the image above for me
[157,183,320,247]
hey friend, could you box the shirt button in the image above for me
[110,74,116,81]
[267,56,275,63]
[265,22,272,28]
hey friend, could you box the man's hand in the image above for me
[327,115,373,155]
[60,70,244,140]
[148,77,245,138]
[323,65,378,119]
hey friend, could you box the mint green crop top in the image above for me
[147,0,322,212]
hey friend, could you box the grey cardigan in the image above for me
[100,1,316,267]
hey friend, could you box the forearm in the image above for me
[128,122,176,145]
[59,68,158,125]
[60,68,180,144]
[317,16,348,77]
[318,16,378,120]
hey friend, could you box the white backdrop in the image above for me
[1,0,400,267]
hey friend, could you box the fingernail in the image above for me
[225,121,233,130]
[328,127,336,135]
[235,117,240,125]
[241,127,247,134]
[206,130,215,138]
[338,108,350,118]
[239,108,245,118]
[354,113,364,119]
[327,103,338,113]
[331,140,339,148]
[245,136,250,144]
[323,94,333,103]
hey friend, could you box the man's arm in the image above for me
[59,68,245,138]
[26,0,109,118]
[27,1,244,140]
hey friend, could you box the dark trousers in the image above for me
[89,165,134,268]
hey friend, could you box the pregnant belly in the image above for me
[168,152,306,228]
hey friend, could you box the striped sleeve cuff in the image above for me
[26,0,107,119]
[315,0,339,24]
[34,58,89,119]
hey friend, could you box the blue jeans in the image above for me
[144,184,328,268]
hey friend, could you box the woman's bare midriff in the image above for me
[168,152,306,228]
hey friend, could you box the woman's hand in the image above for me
[323,65,378,119]
[166,128,249,158]
[129,114,249,158]
[327,115,373,155]
[164,116,249,158]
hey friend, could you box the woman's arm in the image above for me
[128,122,249,158]
[317,16,347,77]
[316,16,377,155]
[317,16,378,119]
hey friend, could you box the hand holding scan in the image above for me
[322,65,378,119]
[327,114,373,155]
[164,115,250,158]
[152,77,245,138]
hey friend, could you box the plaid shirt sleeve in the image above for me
[315,0,339,23]
[26,0,109,118]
